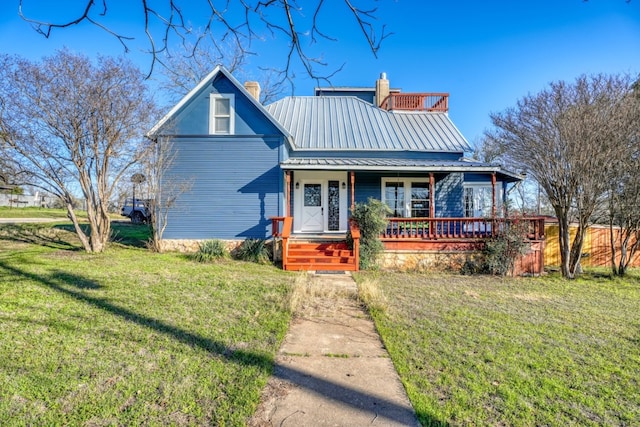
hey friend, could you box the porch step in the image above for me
[288,250,353,257]
[288,242,350,250]
[285,263,355,271]
[284,239,357,271]
[288,255,355,263]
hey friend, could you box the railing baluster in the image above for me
[381,217,546,243]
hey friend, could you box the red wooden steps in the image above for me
[284,240,357,271]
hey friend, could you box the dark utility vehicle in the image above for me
[120,199,151,224]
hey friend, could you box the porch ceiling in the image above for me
[281,158,523,181]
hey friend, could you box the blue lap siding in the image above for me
[163,136,283,239]
[156,70,288,240]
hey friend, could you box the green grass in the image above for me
[0,223,294,426]
[0,206,73,219]
[356,271,640,426]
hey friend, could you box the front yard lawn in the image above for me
[358,271,640,426]
[0,224,294,426]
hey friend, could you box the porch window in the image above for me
[384,181,405,217]
[382,178,430,217]
[209,93,235,134]
[411,182,430,217]
[463,184,499,217]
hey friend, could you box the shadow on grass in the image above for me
[0,221,150,251]
[52,221,152,249]
[0,223,80,251]
[50,270,103,289]
[0,260,435,426]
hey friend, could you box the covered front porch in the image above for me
[271,215,545,273]
[271,164,544,273]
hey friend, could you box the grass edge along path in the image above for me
[356,271,640,427]
[0,223,295,426]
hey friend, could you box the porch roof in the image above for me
[281,158,523,181]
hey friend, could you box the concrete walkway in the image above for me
[250,272,420,426]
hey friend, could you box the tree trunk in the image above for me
[610,217,619,276]
[87,207,111,253]
[66,203,91,252]
[568,221,588,278]
[557,211,572,278]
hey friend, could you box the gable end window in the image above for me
[209,93,235,134]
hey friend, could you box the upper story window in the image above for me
[382,178,431,217]
[209,93,235,134]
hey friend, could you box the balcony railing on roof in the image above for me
[380,93,449,112]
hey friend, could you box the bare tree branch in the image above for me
[18,0,391,84]
[0,50,159,252]
[487,73,639,278]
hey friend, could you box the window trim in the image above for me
[381,178,431,218]
[462,182,501,218]
[209,93,235,135]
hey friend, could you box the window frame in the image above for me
[381,178,431,218]
[462,183,501,218]
[209,93,235,135]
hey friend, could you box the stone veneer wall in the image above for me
[160,239,244,253]
[378,250,483,272]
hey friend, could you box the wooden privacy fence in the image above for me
[544,223,640,268]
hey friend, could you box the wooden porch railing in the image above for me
[380,93,449,112]
[381,217,545,241]
[271,216,287,238]
[269,217,291,264]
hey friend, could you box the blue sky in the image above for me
[1,0,639,146]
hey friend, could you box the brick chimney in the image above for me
[375,72,389,107]
[244,81,261,102]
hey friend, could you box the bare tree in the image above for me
[142,136,193,252]
[0,50,158,252]
[487,74,637,279]
[607,161,640,276]
[474,135,552,216]
[605,82,640,276]
[18,0,392,84]
[157,34,284,105]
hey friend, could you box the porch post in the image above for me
[350,171,355,211]
[285,171,291,217]
[491,172,497,217]
[429,173,435,218]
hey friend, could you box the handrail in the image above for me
[270,216,286,238]
[381,217,545,241]
[281,217,293,270]
[380,93,449,112]
[349,220,361,271]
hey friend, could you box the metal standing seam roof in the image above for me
[264,96,471,152]
[281,158,524,181]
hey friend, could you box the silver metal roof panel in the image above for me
[265,97,471,152]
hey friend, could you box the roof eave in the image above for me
[280,162,523,181]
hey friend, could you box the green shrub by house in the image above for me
[193,239,228,262]
[462,217,531,276]
[348,198,391,269]
[234,238,272,264]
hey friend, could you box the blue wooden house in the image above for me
[147,66,545,273]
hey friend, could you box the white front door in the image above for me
[301,182,324,232]
[293,171,348,233]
